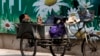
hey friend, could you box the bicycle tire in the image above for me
[81,34,100,56]
[49,39,66,56]
[20,33,37,56]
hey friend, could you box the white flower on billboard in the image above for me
[77,0,93,9]
[1,19,14,31]
[33,0,69,18]
[66,8,80,24]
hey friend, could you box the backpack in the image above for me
[49,23,66,38]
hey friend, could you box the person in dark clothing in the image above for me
[18,14,33,37]
[18,14,35,47]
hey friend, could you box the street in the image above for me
[0,49,74,56]
[0,40,100,56]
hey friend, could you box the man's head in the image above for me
[19,14,30,23]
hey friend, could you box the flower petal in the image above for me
[57,2,69,7]
[52,5,60,13]
[88,5,94,8]
[33,0,44,6]
[57,0,63,2]
[87,2,90,6]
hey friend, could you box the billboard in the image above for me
[0,0,72,34]
[0,0,99,34]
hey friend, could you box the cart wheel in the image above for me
[49,39,66,56]
[81,34,100,56]
[20,33,37,56]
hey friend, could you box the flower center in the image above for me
[5,23,10,27]
[70,13,76,16]
[84,4,88,8]
[45,0,57,6]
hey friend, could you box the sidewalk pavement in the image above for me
[0,49,74,56]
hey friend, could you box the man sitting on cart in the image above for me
[17,14,33,37]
